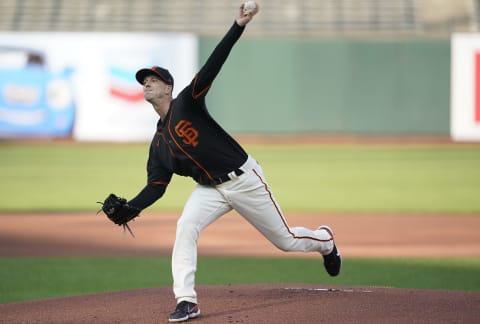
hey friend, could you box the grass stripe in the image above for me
[1,257,479,304]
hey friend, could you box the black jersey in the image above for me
[129,22,248,210]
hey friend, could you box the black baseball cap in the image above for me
[135,66,174,86]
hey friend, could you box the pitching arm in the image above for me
[191,3,259,99]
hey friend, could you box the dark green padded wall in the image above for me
[199,37,450,135]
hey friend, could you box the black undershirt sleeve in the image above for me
[128,183,166,210]
[192,21,245,98]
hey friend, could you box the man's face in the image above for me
[142,75,168,101]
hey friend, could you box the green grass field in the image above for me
[1,142,479,213]
[1,257,479,303]
[1,142,479,303]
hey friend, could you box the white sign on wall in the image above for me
[0,32,198,141]
[451,33,480,142]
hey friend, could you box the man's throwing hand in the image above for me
[236,1,259,26]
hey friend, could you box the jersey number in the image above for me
[175,120,199,147]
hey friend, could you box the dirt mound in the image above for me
[1,284,478,323]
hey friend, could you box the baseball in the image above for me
[243,1,257,13]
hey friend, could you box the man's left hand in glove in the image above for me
[97,193,141,237]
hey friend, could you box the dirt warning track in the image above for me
[1,212,479,257]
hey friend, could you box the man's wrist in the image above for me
[234,19,247,28]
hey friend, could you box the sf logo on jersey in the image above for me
[175,120,199,147]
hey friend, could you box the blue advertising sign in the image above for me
[0,47,75,138]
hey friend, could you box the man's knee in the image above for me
[176,218,200,239]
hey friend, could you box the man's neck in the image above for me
[151,97,171,119]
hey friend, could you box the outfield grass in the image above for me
[1,142,479,213]
[1,257,479,304]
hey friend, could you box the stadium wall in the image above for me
[199,38,450,135]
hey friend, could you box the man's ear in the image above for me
[165,85,173,95]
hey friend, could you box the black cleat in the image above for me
[318,225,342,277]
[168,301,200,322]
[323,244,342,276]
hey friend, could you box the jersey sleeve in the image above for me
[128,183,166,210]
[190,21,245,99]
[128,144,173,210]
[128,168,171,210]
[146,150,173,189]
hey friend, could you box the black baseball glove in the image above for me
[97,193,141,237]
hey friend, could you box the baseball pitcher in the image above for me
[99,2,341,322]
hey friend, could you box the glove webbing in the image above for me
[123,223,135,238]
[96,203,136,238]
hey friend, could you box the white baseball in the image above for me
[243,1,257,13]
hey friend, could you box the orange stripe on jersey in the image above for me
[150,180,169,185]
[166,108,214,181]
[252,169,332,243]
[191,74,211,100]
[158,132,178,158]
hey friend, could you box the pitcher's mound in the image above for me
[1,284,479,323]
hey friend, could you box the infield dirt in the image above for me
[1,284,479,323]
[1,212,479,257]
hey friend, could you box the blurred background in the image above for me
[0,0,479,141]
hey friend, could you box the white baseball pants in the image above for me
[172,155,334,304]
